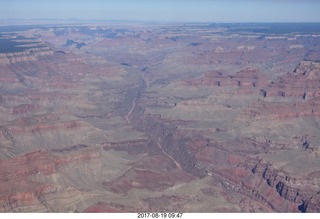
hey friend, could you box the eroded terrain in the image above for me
[0,23,320,212]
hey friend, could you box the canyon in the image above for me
[0,22,319,212]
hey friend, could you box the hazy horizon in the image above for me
[1,0,320,23]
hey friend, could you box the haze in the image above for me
[1,0,320,22]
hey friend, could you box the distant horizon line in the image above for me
[1,18,320,25]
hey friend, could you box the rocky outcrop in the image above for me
[12,104,39,114]
[182,68,268,93]
[185,61,319,99]
[7,121,87,136]
[103,139,153,155]
[0,47,53,65]
[0,147,100,212]
[0,151,55,212]
[239,158,320,212]
[209,169,298,212]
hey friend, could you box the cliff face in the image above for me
[240,158,320,212]
[0,47,53,66]
[183,61,320,101]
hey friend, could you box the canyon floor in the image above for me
[0,22,320,212]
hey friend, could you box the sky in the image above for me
[0,0,320,23]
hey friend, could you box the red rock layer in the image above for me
[0,148,99,212]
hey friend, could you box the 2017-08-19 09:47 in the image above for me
[137,213,183,218]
